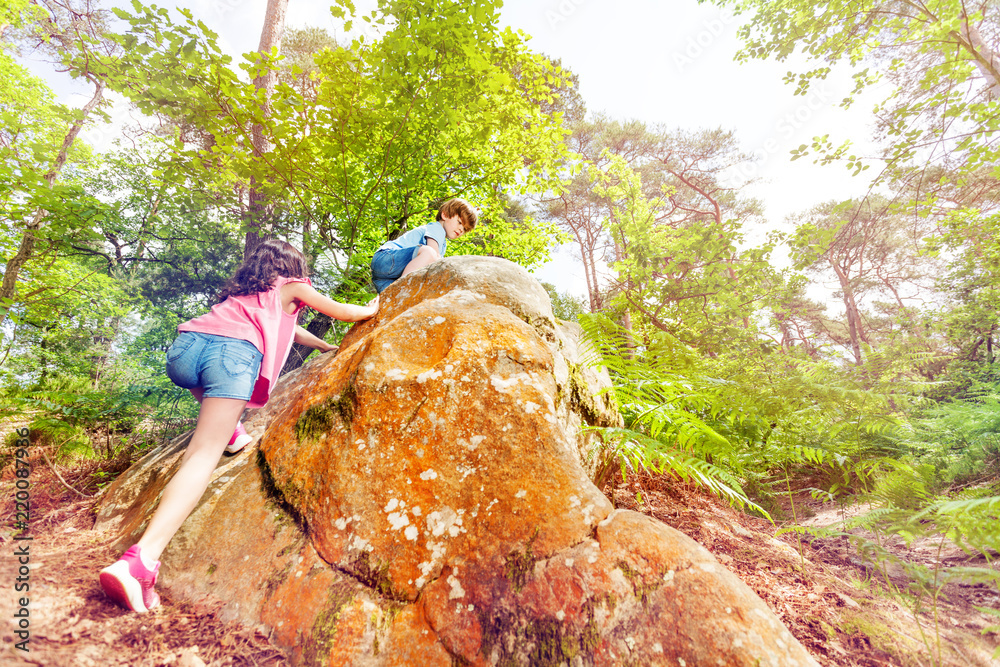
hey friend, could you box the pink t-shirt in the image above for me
[177,276,309,408]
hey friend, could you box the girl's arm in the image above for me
[294,326,338,353]
[281,281,379,322]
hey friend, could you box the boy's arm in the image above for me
[294,326,338,353]
[423,222,446,255]
[283,282,379,322]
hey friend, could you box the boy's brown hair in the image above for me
[437,198,478,232]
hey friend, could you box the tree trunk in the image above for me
[244,0,290,258]
[0,79,105,325]
[958,19,1000,96]
[567,225,601,313]
[281,312,334,375]
[832,263,864,366]
[611,214,636,357]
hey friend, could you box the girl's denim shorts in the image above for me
[371,246,420,293]
[166,331,263,402]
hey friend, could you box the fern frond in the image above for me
[597,427,768,518]
[841,507,898,531]
[929,495,1000,517]
[975,606,1000,660]
[776,524,843,540]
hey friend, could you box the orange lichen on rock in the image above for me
[262,292,613,607]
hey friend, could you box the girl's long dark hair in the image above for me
[217,239,308,303]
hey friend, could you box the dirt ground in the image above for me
[611,474,1000,667]
[0,450,997,666]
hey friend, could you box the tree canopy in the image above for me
[102,0,573,272]
[708,0,1000,184]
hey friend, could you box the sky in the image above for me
[35,0,880,298]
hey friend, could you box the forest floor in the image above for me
[0,443,997,666]
[611,474,1000,667]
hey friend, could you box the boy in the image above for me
[371,198,478,293]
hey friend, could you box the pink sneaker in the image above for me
[226,421,253,454]
[99,545,160,612]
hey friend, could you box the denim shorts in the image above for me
[166,331,263,402]
[371,246,420,293]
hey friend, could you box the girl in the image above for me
[99,239,378,613]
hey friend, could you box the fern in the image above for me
[976,606,1000,660]
[2,373,198,460]
[908,387,1000,484]
[577,314,777,514]
[595,426,768,517]
[912,496,1000,557]
[841,507,898,532]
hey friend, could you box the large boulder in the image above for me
[337,256,621,481]
[95,257,817,666]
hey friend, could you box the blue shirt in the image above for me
[378,221,447,257]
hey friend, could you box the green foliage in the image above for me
[77,145,245,317]
[577,289,941,515]
[3,367,198,460]
[0,256,140,385]
[922,493,1000,557]
[923,204,1000,366]
[0,0,118,326]
[105,0,573,272]
[782,461,1000,667]
[543,119,782,353]
[787,197,936,366]
[25,415,93,460]
[871,460,935,512]
[905,380,1000,484]
[701,2,1000,383]
[591,151,776,351]
[711,0,1000,179]
[540,282,586,322]
[580,313,767,515]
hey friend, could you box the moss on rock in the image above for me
[476,598,604,666]
[504,534,538,593]
[301,582,358,667]
[294,385,358,444]
[352,551,407,601]
[566,361,617,428]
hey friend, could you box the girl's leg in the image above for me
[401,245,441,277]
[103,332,261,612]
[136,396,247,562]
[190,388,250,453]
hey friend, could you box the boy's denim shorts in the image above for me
[371,246,420,293]
[166,331,263,402]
